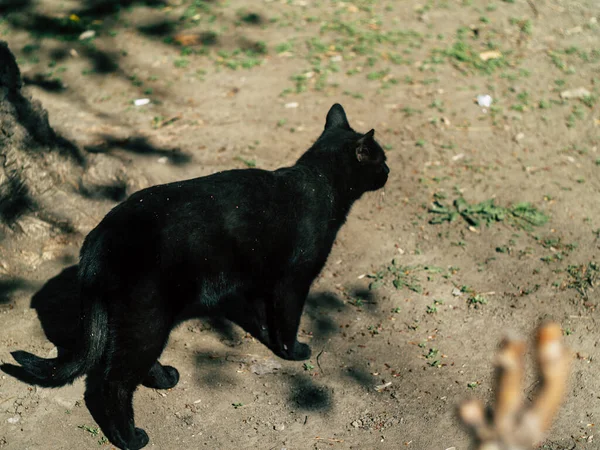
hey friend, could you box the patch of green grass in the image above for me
[510,17,532,35]
[390,265,423,293]
[303,362,315,371]
[581,94,597,108]
[78,425,100,436]
[367,69,390,80]
[429,198,548,230]
[425,348,438,359]
[182,0,213,19]
[401,106,421,116]
[216,45,267,70]
[343,90,364,99]
[578,49,600,63]
[10,14,90,42]
[129,75,143,86]
[350,297,364,307]
[468,294,487,307]
[232,402,243,409]
[541,253,564,263]
[368,262,454,293]
[234,156,256,168]
[367,324,381,336]
[441,41,508,75]
[548,51,574,74]
[566,105,585,128]
[565,262,599,301]
[429,98,444,112]
[537,236,578,255]
[538,99,550,109]
[424,348,442,367]
[275,41,294,53]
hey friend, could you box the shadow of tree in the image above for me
[0,276,30,304]
[342,363,374,389]
[86,135,192,165]
[193,351,240,389]
[23,73,66,92]
[238,12,264,26]
[77,0,167,18]
[0,173,35,225]
[137,20,177,37]
[82,46,120,74]
[287,374,331,411]
[0,0,33,15]
[5,0,268,76]
[303,291,345,345]
[7,13,89,41]
[79,178,128,202]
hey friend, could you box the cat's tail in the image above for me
[1,292,108,388]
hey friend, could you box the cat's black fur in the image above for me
[1,104,389,450]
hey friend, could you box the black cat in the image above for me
[1,104,389,450]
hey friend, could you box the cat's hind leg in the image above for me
[85,374,149,450]
[85,299,172,450]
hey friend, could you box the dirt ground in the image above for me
[0,0,599,449]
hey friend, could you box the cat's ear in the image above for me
[325,103,351,130]
[356,129,375,162]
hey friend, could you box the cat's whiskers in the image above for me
[372,188,386,209]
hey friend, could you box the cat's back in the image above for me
[80,165,332,283]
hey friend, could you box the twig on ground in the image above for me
[460,322,571,449]
[316,348,326,375]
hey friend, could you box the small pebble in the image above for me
[274,423,285,431]
[79,30,96,40]
[476,94,492,108]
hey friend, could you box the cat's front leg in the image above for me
[267,280,311,361]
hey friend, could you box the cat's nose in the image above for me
[383,164,390,175]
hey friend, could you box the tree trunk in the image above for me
[0,40,146,270]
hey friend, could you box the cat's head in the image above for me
[312,103,389,193]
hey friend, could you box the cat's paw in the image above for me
[142,365,180,390]
[128,427,150,450]
[277,342,311,361]
[292,342,312,360]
